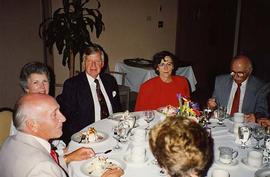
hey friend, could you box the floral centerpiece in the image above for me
[176,94,201,118]
[158,94,210,130]
[158,94,201,121]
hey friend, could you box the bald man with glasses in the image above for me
[207,55,269,123]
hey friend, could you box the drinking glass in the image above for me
[262,126,270,149]
[112,121,131,151]
[252,126,265,150]
[112,126,122,151]
[203,107,212,124]
[238,125,251,149]
[144,111,155,130]
[216,106,227,125]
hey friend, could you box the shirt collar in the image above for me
[233,76,248,87]
[32,135,51,153]
[86,72,100,83]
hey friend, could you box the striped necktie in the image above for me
[94,79,109,119]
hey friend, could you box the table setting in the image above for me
[206,111,270,177]
[66,106,270,177]
[67,110,169,177]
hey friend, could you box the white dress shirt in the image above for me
[86,74,113,121]
[227,79,248,114]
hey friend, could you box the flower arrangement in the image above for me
[176,94,201,118]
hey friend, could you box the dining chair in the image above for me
[0,108,13,147]
[109,71,130,111]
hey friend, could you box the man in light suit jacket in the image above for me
[0,94,124,177]
[208,55,269,122]
[57,45,122,144]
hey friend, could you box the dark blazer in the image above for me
[57,72,122,144]
[212,74,268,117]
[256,82,270,118]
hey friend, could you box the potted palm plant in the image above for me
[39,0,105,77]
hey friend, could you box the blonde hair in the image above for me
[149,117,213,177]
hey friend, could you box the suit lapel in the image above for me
[242,76,253,112]
[80,72,95,110]
[223,77,233,106]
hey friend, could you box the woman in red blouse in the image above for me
[135,51,190,111]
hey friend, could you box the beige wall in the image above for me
[0,0,43,108]
[0,0,178,105]
[53,0,178,85]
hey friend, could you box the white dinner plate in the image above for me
[71,131,108,144]
[81,157,126,177]
[254,168,270,177]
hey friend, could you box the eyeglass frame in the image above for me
[230,70,250,77]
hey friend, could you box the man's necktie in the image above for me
[230,83,241,116]
[50,150,59,164]
[94,79,109,119]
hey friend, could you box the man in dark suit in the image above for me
[57,45,122,144]
[208,55,269,122]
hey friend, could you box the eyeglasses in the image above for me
[158,62,173,68]
[230,71,247,77]
[86,60,102,65]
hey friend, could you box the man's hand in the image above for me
[207,98,217,110]
[244,113,256,123]
[101,168,124,177]
[257,118,270,127]
[64,147,95,164]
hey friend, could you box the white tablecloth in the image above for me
[67,111,166,177]
[207,119,259,177]
[114,62,197,92]
[67,114,261,177]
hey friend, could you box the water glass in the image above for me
[215,106,227,125]
[144,111,155,130]
[238,125,251,149]
[252,125,265,150]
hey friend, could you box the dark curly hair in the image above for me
[152,51,178,75]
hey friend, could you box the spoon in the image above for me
[96,149,112,155]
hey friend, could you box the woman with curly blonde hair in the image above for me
[149,117,213,177]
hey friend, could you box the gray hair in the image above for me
[82,45,104,70]
[13,96,28,131]
[19,62,51,91]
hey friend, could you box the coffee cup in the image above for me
[247,151,263,167]
[130,146,146,163]
[233,112,244,134]
[234,112,244,119]
[211,169,230,177]
[132,128,146,143]
[218,146,238,164]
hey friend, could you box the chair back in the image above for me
[0,108,13,146]
[109,71,130,111]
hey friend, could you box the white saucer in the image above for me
[255,168,270,177]
[241,158,264,170]
[123,154,149,165]
[215,159,238,167]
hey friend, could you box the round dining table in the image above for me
[66,111,265,177]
